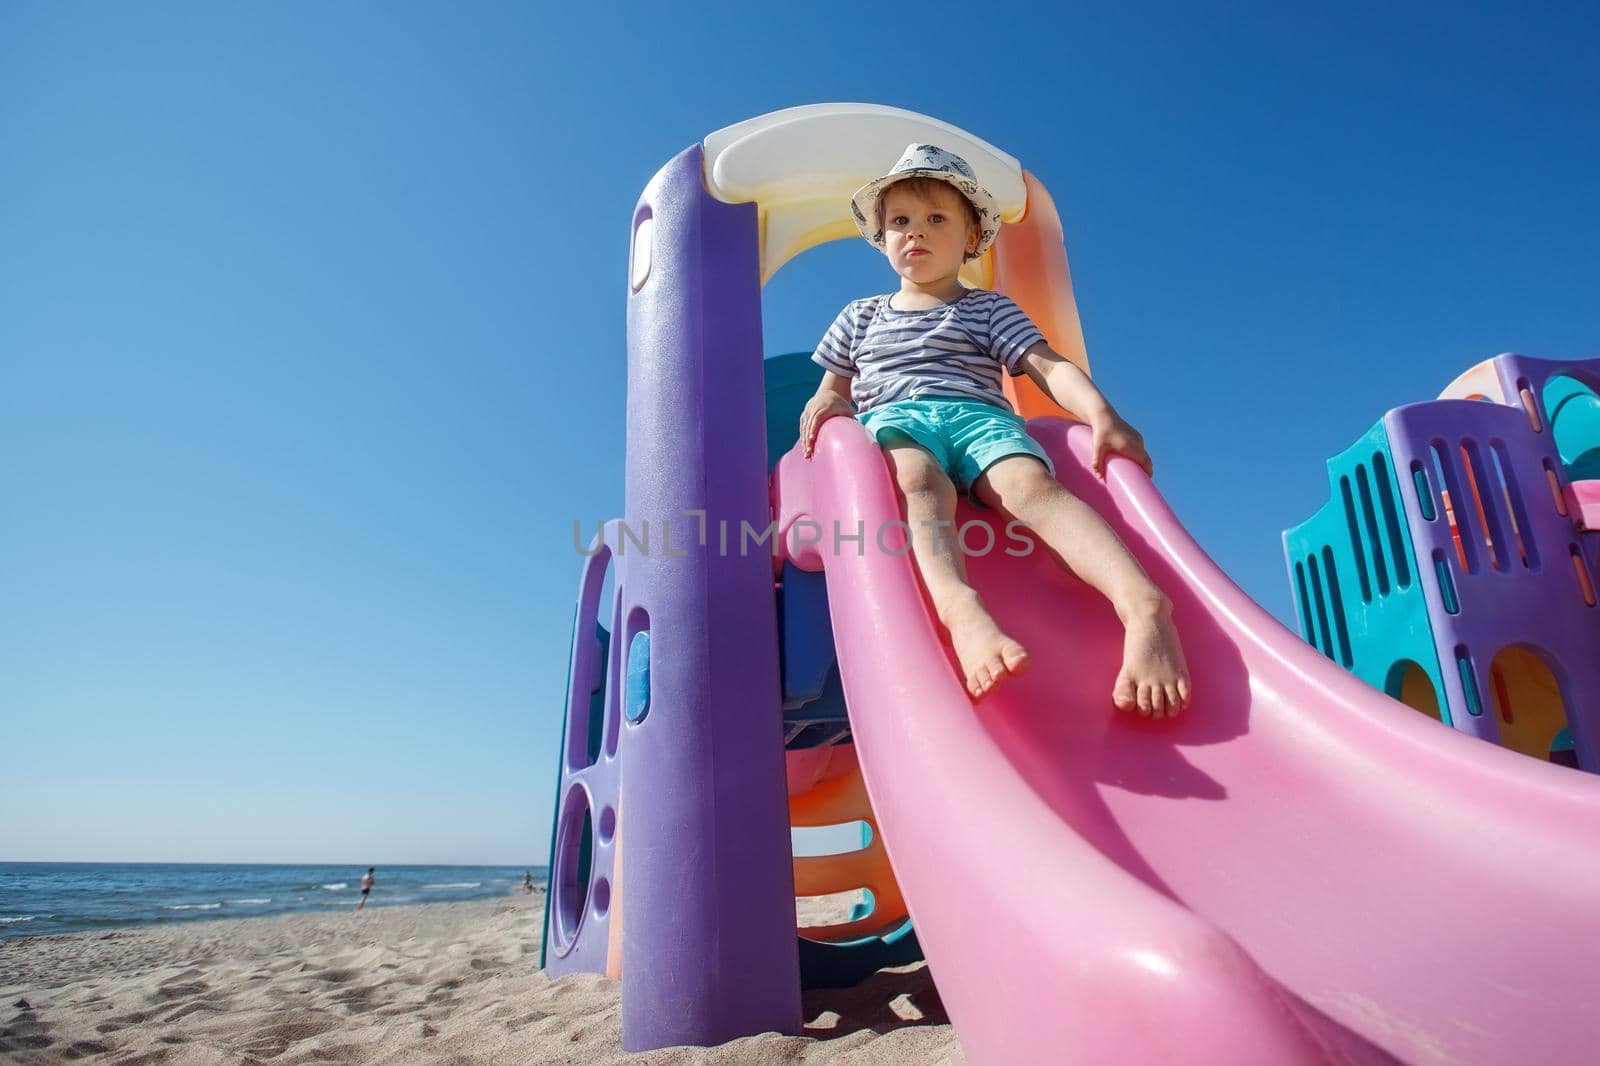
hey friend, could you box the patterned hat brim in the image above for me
[850,169,1001,261]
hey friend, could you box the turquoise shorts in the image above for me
[857,398,1054,494]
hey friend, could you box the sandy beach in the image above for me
[0,893,961,1064]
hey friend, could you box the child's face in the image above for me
[880,183,979,283]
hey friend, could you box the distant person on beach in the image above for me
[522,871,534,894]
[358,868,375,910]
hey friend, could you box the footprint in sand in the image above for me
[60,1038,112,1059]
[152,983,208,1000]
[0,1028,55,1052]
[162,1000,224,1024]
[238,1014,339,1059]
[313,968,358,984]
[330,987,380,1015]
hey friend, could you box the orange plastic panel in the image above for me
[789,761,909,941]
[1489,647,1571,762]
[992,172,1090,421]
[605,791,623,979]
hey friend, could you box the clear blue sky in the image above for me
[4,3,1597,864]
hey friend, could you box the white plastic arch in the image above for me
[702,103,1029,285]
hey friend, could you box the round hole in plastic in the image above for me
[551,784,594,954]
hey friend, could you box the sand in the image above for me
[0,893,962,1064]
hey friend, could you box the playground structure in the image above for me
[541,104,1600,1064]
[1284,354,1600,772]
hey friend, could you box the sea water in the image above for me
[0,863,548,939]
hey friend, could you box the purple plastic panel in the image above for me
[617,145,800,1050]
[1384,400,1600,770]
[1485,352,1600,429]
[1486,352,1600,580]
[543,527,624,978]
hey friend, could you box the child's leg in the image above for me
[882,440,1030,699]
[973,456,1191,718]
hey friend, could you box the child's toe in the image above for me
[1112,674,1138,711]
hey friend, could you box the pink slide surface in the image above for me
[774,416,1600,1065]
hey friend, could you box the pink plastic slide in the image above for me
[774,415,1600,1065]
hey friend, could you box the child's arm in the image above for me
[1017,343,1154,479]
[800,371,855,459]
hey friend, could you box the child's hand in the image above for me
[1090,413,1154,479]
[800,394,855,459]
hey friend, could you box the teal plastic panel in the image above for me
[764,351,826,474]
[796,921,923,991]
[1283,419,1451,724]
[1543,374,1600,481]
[624,630,650,724]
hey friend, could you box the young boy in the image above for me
[800,144,1191,718]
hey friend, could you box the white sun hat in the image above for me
[849,143,1002,261]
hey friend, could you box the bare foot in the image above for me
[942,597,1031,699]
[1112,598,1191,719]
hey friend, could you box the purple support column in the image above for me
[617,145,800,1050]
[1383,399,1600,770]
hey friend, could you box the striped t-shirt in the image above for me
[810,289,1046,413]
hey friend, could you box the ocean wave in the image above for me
[163,903,223,911]
[227,898,271,905]
[321,883,348,891]
[422,882,480,889]
[0,916,34,924]
[321,898,361,906]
